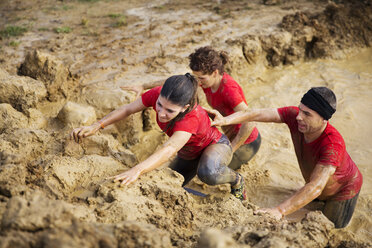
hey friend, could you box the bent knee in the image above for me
[197,168,219,186]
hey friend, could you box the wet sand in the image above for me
[0,0,371,247]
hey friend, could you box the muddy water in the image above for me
[237,48,372,241]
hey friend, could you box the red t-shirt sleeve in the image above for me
[221,82,245,109]
[278,106,299,130]
[141,86,162,108]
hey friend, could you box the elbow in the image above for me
[162,144,179,158]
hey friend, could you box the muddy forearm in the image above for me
[275,164,335,216]
[136,131,190,175]
[231,122,253,151]
[135,145,178,175]
[96,106,130,128]
[223,109,260,126]
[143,79,165,90]
[276,183,323,216]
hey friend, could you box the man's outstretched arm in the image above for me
[211,108,282,126]
[255,164,336,219]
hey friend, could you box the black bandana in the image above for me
[300,88,335,120]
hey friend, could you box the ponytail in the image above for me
[219,50,229,66]
[160,73,198,131]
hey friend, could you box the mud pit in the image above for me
[1,0,372,247]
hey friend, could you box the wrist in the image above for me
[132,165,144,176]
[93,121,103,131]
[276,206,285,216]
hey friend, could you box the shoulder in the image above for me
[220,74,244,99]
[320,123,346,147]
[277,106,299,123]
[172,105,203,134]
[221,73,240,89]
[142,86,162,107]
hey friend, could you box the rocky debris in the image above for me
[196,228,240,248]
[0,218,172,248]
[0,129,59,165]
[0,162,28,198]
[226,1,372,71]
[0,104,46,132]
[41,155,124,198]
[0,69,47,112]
[64,134,138,167]
[80,86,144,146]
[57,101,97,128]
[0,1,371,247]
[26,108,48,130]
[1,190,94,232]
[18,50,76,101]
[0,104,29,131]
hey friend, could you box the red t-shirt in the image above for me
[278,106,363,201]
[202,73,259,144]
[142,86,222,160]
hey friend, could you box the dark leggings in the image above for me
[228,133,261,171]
[322,192,360,228]
[169,135,238,187]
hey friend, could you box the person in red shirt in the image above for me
[211,87,363,228]
[70,73,246,200]
[189,47,261,171]
[121,47,261,199]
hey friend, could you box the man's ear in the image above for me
[212,69,219,77]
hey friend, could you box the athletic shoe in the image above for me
[231,173,247,201]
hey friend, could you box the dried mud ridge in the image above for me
[229,0,372,68]
[0,1,371,248]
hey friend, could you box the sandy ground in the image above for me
[0,0,372,247]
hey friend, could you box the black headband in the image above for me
[300,88,335,120]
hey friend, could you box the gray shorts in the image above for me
[322,191,360,228]
[169,134,238,187]
[228,132,261,171]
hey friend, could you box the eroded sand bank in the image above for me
[0,0,371,247]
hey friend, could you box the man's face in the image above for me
[296,103,326,134]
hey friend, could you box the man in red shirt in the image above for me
[212,87,363,228]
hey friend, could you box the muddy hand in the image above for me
[70,124,99,143]
[211,114,227,127]
[108,168,141,186]
[205,108,224,124]
[120,85,144,99]
[254,208,283,221]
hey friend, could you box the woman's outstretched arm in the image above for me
[70,97,146,143]
[120,79,165,99]
[110,131,192,185]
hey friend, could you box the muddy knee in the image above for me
[197,167,220,185]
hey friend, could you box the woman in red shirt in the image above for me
[189,46,261,170]
[71,74,246,200]
[122,46,261,171]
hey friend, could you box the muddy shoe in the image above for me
[231,174,247,201]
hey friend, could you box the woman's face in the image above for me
[156,95,188,123]
[192,70,219,89]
